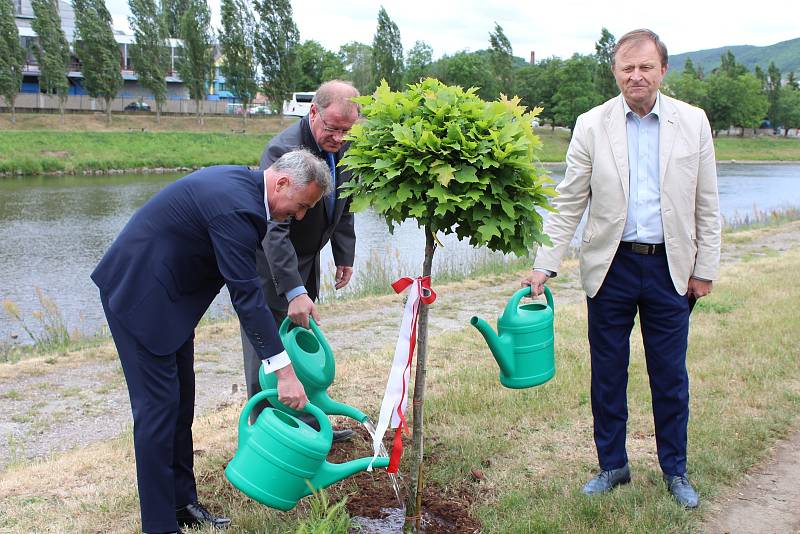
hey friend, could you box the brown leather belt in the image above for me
[619,241,666,255]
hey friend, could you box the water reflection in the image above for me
[1,164,799,343]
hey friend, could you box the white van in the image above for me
[282,92,315,117]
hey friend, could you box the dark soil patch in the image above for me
[326,422,481,533]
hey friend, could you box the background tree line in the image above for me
[2,0,799,134]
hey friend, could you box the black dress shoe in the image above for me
[332,429,354,443]
[663,474,699,508]
[176,502,231,529]
[581,463,631,495]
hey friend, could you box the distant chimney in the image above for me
[530,51,535,65]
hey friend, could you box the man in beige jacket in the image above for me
[522,29,720,508]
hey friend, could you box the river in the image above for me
[1,163,799,345]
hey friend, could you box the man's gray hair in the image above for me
[312,80,360,114]
[612,29,668,68]
[271,149,333,196]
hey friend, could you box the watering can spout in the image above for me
[314,392,369,423]
[311,456,390,491]
[470,316,514,377]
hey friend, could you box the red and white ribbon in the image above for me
[369,276,436,473]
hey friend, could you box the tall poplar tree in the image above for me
[177,0,214,124]
[489,22,513,96]
[219,0,257,125]
[766,62,782,131]
[30,0,70,119]
[73,0,123,125]
[0,0,25,123]
[339,41,373,95]
[253,0,298,114]
[129,0,170,121]
[371,6,403,90]
[594,27,618,100]
[163,0,190,38]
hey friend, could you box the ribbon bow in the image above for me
[369,276,436,473]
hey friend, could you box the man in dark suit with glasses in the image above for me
[240,80,360,439]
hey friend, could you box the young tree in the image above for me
[219,0,258,126]
[30,0,70,119]
[404,40,432,86]
[342,79,554,532]
[0,0,25,123]
[339,41,373,95]
[73,0,123,125]
[253,0,299,114]
[371,6,403,90]
[129,0,170,122]
[162,0,190,38]
[176,0,213,124]
[776,84,800,137]
[594,27,618,100]
[489,22,513,96]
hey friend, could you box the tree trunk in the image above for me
[11,98,16,124]
[404,226,435,532]
[156,101,162,124]
[105,97,112,126]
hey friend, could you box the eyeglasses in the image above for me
[316,111,352,136]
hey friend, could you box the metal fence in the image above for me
[3,93,231,115]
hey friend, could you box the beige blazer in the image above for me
[534,94,721,298]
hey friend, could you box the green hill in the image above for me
[669,38,800,77]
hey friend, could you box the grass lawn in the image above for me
[1,224,798,533]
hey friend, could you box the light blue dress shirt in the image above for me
[621,93,663,243]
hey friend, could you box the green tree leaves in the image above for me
[371,7,403,91]
[129,0,170,119]
[30,0,70,114]
[489,23,513,96]
[176,0,214,122]
[219,0,258,121]
[253,0,298,114]
[341,79,555,256]
[0,0,24,122]
[73,0,123,125]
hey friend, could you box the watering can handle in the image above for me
[279,316,321,338]
[238,389,330,444]
[507,285,554,314]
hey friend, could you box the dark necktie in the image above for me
[325,152,337,225]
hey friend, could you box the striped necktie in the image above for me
[325,152,336,225]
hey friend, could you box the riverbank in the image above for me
[1,220,799,532]
[3,112,799,176]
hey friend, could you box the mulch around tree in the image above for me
[326,421,482,533]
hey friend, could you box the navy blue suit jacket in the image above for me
[92,165,284,359]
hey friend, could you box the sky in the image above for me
[105,0,800,63]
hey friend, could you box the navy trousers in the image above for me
[101,295,197,533]
[586,247,691,476]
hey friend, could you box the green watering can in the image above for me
[470,286,556,389]
[225,389,389,510]
[259,317,368,423]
